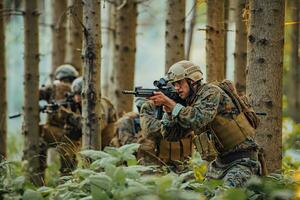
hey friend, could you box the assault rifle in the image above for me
[9,92,78,119]
[122,78,186,119]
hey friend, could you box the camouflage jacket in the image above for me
[140,101,163,143]
[111,111,142,147]
[62,98,117,145]
[40,81,72,127]
[161,82,258,156]
[39,81,72,103]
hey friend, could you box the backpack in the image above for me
[217,80,260,129]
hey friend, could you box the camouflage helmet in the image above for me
[71,77,83,94]
[55,64,79,80]
[167,60,203,83]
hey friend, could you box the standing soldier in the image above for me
[39,64,79,177]
[150,60,262,187]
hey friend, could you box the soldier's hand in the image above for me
[149,92,176,111]
[58,107,73,120]
[163,105,172,114]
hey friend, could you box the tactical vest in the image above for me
[193,82,256,160]
[210,81,257,151]
[158,134,194,162]
[210,112,255,151]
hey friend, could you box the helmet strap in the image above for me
[187,79,202,96]
[187,79,195,98]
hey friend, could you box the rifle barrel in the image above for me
[256,112,267,116]
[122,90,136,95]
[9,113,22,119]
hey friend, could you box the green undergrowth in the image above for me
[0,143,299,200]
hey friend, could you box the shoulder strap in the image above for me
[217,81,243,113]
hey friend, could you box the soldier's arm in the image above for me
[162,86,221,134]
[58,107,82,129]
[66,112,82,130]
[39,85,53,101]
[140,101,163,141]
[161,113,190,140]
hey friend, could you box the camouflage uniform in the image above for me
[39,64,79,176]
[61,76,118,150]
[161,82,261,187]
[110,111,142,148]
[139,101,194,173]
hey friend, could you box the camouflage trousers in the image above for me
[205,157,261,187]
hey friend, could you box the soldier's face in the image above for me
[74,94,81,103]
[173,79,190,99]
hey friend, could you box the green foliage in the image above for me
[0,160,36,199]
[7,134,23,161]
[0,144,299,200]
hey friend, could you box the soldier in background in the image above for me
[59,77,118,150]
[39,64,79,177]
[110,98,145,148]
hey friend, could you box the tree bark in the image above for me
[206,0,225,82]
[185,0,197,60]
[111,0,137,117]
[82,0,101,150]
[51,0,67,80]
[0,0,7,160]
[23,0,42,185]
[65,0,83,75]
[165,0,185,73]
[224,0,229,78]
[246,0,285,173]
[287,0,300,123]
[103,2,116,98]
[233,0,247,95]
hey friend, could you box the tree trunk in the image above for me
[233,0,247,95]
[165,0,185,73]
[82,0,101,150]
[246,0,285,173]
[206,0,225,82]
[51,0,67,80]
[287,0,300,123]
[224,0,229,78]
[185,0,196,60]
[0,0,7,160]
[23,0,42,185]
[65,0,83,75]
[111,0,137,117]
[103,2,116,98]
